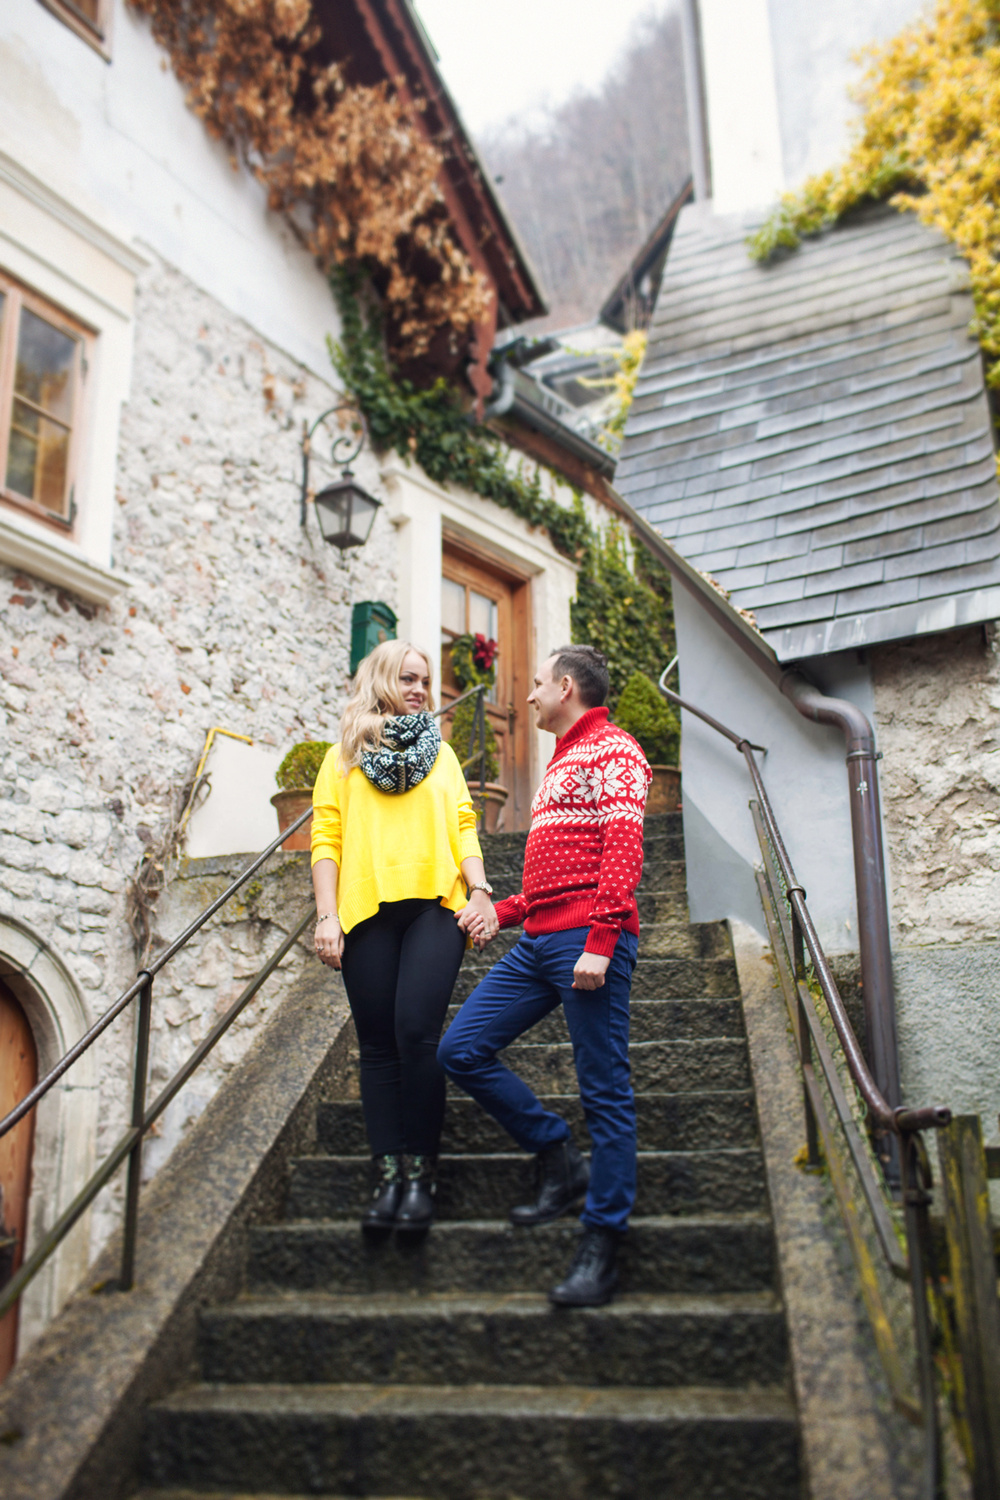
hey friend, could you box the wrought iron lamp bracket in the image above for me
[299,400,368,529]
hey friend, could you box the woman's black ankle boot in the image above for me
[396,1154,437,1231]
[362,1153,405,1231]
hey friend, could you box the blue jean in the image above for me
[438,927,638,1231]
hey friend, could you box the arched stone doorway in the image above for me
[0,981,37,1379]
[0,918,96,1360]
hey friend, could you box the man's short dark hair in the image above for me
[549,645,609,708]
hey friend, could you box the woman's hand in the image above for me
[457,889,499,947]
[315,914,345,970]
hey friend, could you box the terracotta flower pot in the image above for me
[466,781,509,835]
[646,765,681,816]
[270,789,313,851]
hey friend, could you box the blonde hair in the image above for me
[339,639,435,770]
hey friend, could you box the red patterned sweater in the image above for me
[493,707,652,957]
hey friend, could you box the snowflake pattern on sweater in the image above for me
[493,706,652,958]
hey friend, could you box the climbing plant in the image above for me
[329,269,592,559]
[747,0,1000,389]
[128,0,488,363]
[570,521,676,710]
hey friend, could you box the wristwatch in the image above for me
[468,880,494,896]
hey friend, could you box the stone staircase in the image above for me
[134,812,802,1499]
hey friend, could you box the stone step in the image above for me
[198,1290,789,1389]
[135,1493,430,1500]
[453,954,740,1004]
[439,996,745,1046]
[480,1038,751,1096]
[629,957,739,1000]
[246,1215,778,1296]
[143,1381,801,1500]
[286,1149,767,1222]
[317,1088,758,1156]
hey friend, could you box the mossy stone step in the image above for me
[198,1290,788,1389]
[246,1215,779,1297]
[142,1381,801,1500]
[286,1147,767,1221]
[317,1087,758,1156]
[441,995,746,1046]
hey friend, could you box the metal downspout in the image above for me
[779,671,902,1124]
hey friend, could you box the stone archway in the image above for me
[0,916,97,1353]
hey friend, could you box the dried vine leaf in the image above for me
[128,0,490,362]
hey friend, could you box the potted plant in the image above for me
[613,671,681,815]
[271,740,331,851]
[449,632,508,833]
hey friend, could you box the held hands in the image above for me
[456,888,499,950]
[572,951,610,990]
[315,915,345,970]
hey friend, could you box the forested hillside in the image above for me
[478,6,690,331]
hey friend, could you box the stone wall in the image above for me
[870,625,1000,944]
[870,625,1000,1143]
[0,250,396,1282]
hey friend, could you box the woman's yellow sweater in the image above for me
[311,740,483,933]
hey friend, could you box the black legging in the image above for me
[341,898,467,1157]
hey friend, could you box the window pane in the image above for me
[468,589,498,641]
[15,309,76,424]
[7,400,70,514]
[441,576,465,635]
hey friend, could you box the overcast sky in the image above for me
[414,0,673,136]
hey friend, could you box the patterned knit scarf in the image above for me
[360,713,441,794]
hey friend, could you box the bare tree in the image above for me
[480,6,690,330]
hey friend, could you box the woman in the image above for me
[312,639,498,1233]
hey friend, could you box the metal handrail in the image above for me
[0,803,315,1316]
[659,670,951,1499]
[434,683,489,811]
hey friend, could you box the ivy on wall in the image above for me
[747,0,1000,391]
[571,522,676,710]
[329,269,591,559]
[330,272,676,701]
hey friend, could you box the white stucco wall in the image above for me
[698,0,923,213]
[2,0,339,379]
[673,583,873,955]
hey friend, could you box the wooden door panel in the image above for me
[0,981,37,1381]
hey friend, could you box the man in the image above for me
[439,644,651,1307]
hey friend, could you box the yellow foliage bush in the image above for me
[748,0,1000,387]
[128,0,489,363]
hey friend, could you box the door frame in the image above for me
[441,526,535,829]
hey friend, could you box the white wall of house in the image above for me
[3,0,339,378]
[699,0,922,214]
[673,583,870,954]
[0,0,346,601]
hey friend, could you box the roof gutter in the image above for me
[484,360,617,480]
[616,488,901,1125]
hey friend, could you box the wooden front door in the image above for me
[440,544,533,828]
[0,981,37,1381]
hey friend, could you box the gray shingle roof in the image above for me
[616,203,1000,659]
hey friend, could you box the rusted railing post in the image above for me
[119,971,153,1290]
[901,1132,945,1500]
[938,1115,1000,1498]
[791,911,820,1168]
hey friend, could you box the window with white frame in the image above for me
[0,272,92,532]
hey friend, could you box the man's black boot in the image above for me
[396,1153,437,1232]
[361,1153,404,1231]
[549,1226,620,1307]
[509,1136,589,1227]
